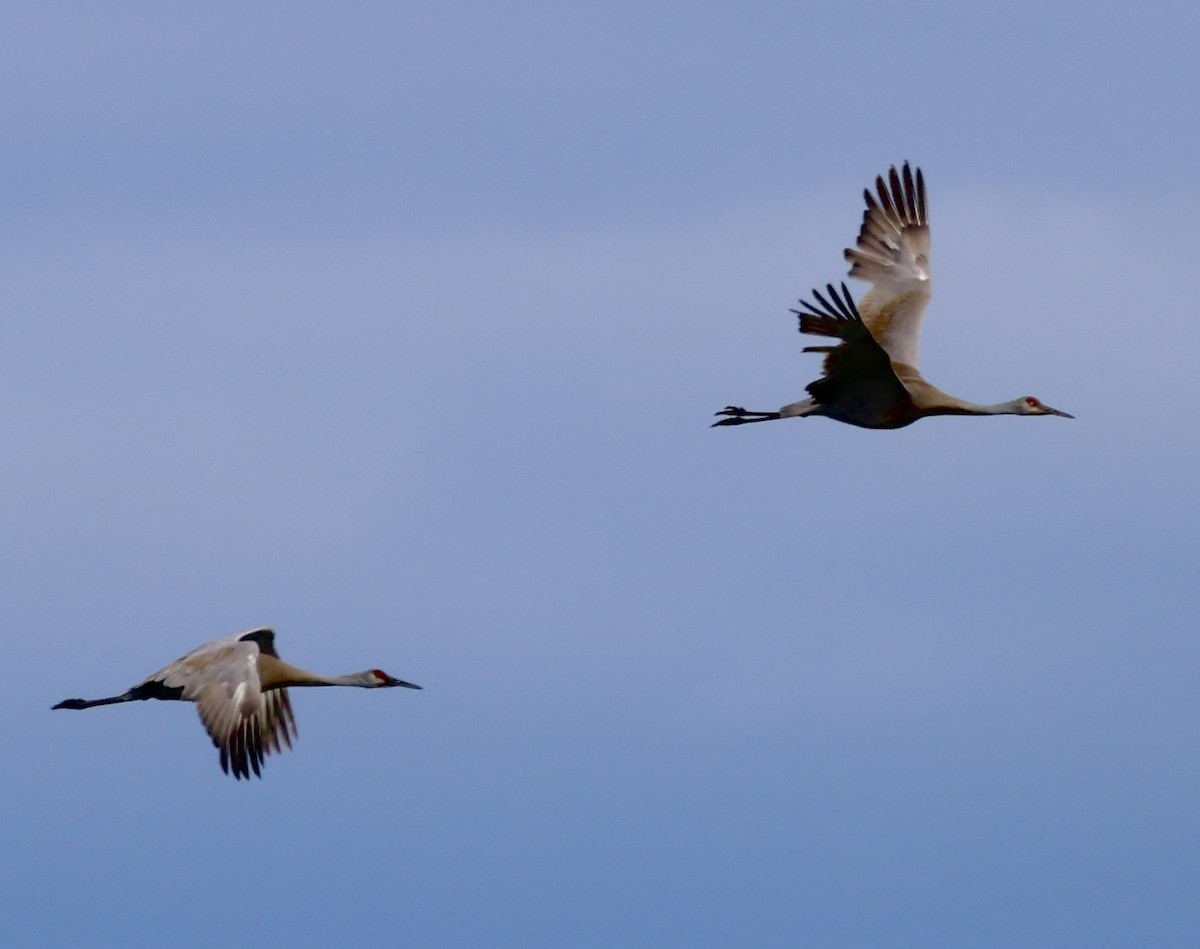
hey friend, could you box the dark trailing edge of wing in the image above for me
[789,283,899,409]
[220,716,265,781]
[874,162,925,228]
[220,628,295,780]
[791,282,867,342]
[848,161,926,275]
[845,162,929,293]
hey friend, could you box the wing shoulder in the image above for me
[237,627,280,657]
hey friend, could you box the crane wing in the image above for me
[793,283,910,416]
[148,629,297,779]
[843,163,931,370]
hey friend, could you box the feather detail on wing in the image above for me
[150,630,299,780]
[791,283,907,410]
[207,685,298,780]
[843,162,932,369]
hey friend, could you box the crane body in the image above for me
[53,627,420,780]
[714,163,1072,429]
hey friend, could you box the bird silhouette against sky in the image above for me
[53,627,421,779]
[714,162,1072,429]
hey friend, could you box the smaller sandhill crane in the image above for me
[52,628,421,779]
[713,162,1072,429]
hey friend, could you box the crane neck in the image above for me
[257,654,364,690]
[925,395,1024,417]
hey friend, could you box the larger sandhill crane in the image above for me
[714,162,1072,429]
[52,627,421,780]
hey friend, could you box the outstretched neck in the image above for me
[257,655,367,690]
[928,396,1025,417]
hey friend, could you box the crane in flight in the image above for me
[52,627,421,780]
[713,163,1072,429]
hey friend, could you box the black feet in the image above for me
[712,406,781,427]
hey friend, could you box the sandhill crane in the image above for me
[713,162,1072,429]
[52,627,421,780]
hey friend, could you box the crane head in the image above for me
[368,669,423,690]
[1016,396,1073,418]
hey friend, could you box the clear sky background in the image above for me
[4,2,1199,946]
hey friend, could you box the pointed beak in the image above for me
[387,676,422,690]
[1044,405,1074,419]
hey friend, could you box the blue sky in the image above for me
[4,2,1200,945]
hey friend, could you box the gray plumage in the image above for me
[714,162,1072,429]
[53,627,421,780]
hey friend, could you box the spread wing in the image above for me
[843,162,931,370]
[793,283,909,411]
[147,628,297,780]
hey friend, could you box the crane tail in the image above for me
[779,398,817,419]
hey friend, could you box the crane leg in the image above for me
[712,406,783,427]
[52,691,138,710]
[52,679,184,710]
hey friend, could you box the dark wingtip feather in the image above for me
[874,173,897,219]
[794,281,865,341]
[888,166,904,218]
[900,163,917,220]
[279,690,297,749]
[837,282,861,319]
[809,285,834,313]
[819,282,860,322]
